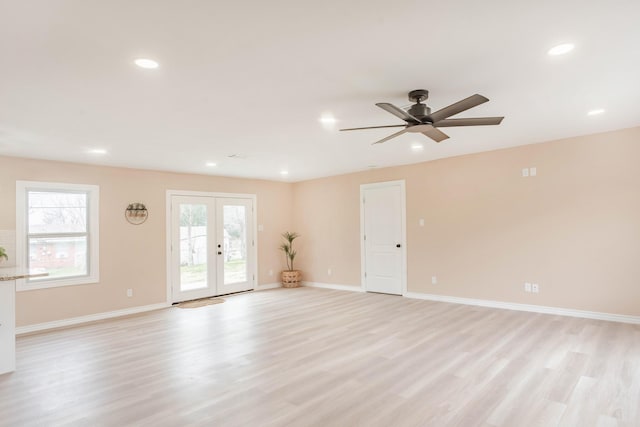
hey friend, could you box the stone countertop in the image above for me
[0,268,48,281]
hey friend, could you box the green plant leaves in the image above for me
[279,232,299,271]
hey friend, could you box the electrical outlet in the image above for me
[419,218,425,227]
[126,288,133,297]
[532,283,539,293]
[530,167,537,177]
[524,282,531,292]
[268,269,273,276]
[431,276,437,285]
[328,268,332,276]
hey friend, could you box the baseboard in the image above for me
[16,303,171,335]
[403,292,640,325]
[303,282,365,292]
[19,288,636,336]
[255,282,281,291]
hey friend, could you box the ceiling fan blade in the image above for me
[434,117,504,127]
[421,125,449,143]
[428,94,489,122]
[376,103,421,124]
[372,129,408,145]
[339,124,407,131]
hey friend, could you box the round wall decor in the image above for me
[125,203,148,225]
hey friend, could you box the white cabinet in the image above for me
[0,281,16,375]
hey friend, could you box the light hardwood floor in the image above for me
[1,288,639,427]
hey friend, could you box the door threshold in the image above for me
[365,290,402,296]
[171,289,253,305]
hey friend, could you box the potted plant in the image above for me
[0,247,7,264]
[279,232,301,288]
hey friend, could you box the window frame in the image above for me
[16,181,100,291]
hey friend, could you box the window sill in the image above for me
[17,275,99,291]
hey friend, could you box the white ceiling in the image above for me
[1,0,639,182]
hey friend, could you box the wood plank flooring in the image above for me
[1,288,639,426]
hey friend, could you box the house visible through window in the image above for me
[16,181,99,290]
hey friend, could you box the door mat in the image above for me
[176,297,225,309]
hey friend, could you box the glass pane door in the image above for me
[217,198,254,294]
[170,194,255,303]
[171,196,216,302]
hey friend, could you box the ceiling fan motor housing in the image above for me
[408,103,431,121]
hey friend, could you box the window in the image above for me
[16,181,99,290]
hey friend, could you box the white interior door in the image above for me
[170,194,255,303]
[361,181,405,295]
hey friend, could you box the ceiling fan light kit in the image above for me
[341,89,504,145]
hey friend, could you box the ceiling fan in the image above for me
[340,89,504,145]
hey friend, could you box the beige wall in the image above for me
[293,127,640,316]
[0,156,293,326]
[2,126,639,327]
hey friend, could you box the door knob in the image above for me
[396,244,401,248]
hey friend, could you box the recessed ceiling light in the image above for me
[319,114,337,124]
[547,43,574,56]
[411,143,424,152]
[280,170,289,176]
[87,148,107,155]
[205,162,217,167]
[587,108,605,116]
[134,58,159,69]
[319,113,337,130]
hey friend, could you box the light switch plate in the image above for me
[522,168,529,177]
[530,167,537,176]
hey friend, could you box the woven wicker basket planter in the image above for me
[281,270,302,288]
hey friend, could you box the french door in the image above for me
[170,194,255,303]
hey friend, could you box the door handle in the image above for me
[217,251,222,255]
[396,244,401,248]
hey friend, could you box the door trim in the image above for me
[359,180,407,295]
[165,190,258,304]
